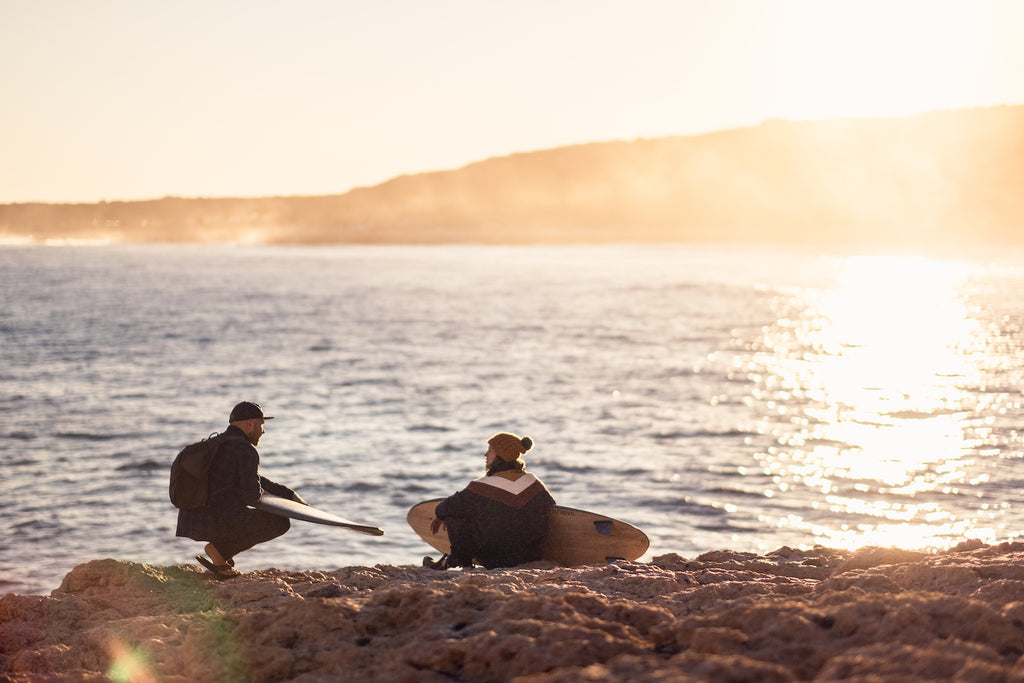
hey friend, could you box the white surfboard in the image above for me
[255,494,384,536]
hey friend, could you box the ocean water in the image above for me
[3,243,1024,595]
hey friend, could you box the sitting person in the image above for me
[425,432,556,570]
[176,401,306,579]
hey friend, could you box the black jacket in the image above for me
[175,425,296,541]
[435,463,555,569]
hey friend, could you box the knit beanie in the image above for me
[488,432,533,462]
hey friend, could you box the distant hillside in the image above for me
[2,106,1022,246]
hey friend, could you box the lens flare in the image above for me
[107,639,156,683]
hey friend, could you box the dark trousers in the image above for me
[445,518,474,567]
[208,508,290,561]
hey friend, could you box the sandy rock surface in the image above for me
[4,541,1024,681]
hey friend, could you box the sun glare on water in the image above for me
[752,255,999,550]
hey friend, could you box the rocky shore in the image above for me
[4,541,1024,681]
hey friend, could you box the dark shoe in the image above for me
[196,554,241,580]
[422,554,450,571]
[204,544,235,567]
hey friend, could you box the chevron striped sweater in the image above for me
[434,467,556,569]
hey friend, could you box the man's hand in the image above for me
[430,517,446,534]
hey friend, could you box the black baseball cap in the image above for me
[229,401,275,422]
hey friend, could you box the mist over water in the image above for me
[3,243,1024,595]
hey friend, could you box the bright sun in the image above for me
[769,0,993,119]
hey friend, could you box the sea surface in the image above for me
[4,243,1024,595]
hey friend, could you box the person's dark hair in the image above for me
[487,458,525,477]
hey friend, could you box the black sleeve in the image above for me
[259,476,305,504]
[434,489,470,520]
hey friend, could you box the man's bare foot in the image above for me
[205,543,228,566]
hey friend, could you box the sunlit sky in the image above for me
[3,0,1023,204]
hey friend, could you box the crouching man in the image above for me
[176,401,305,579]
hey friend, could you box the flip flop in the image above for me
[196,554,240,579]
[204,545,235,567]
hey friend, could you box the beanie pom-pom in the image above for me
[521,436,533,452]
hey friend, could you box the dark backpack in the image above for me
[169,432,239,510]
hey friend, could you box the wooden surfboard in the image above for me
[407,498,649,566]
[256,494,384,536]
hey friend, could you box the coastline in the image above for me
[3,542,1024,681]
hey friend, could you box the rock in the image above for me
[3,545,1024,681]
